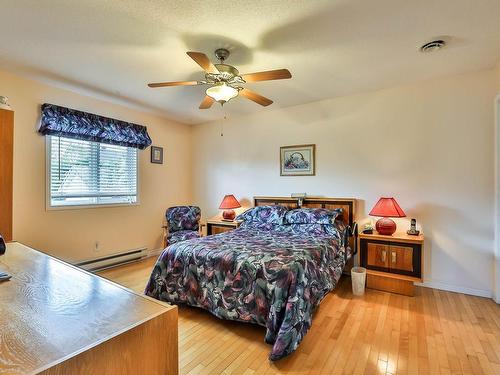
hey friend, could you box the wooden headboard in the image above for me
[253,196,356,227]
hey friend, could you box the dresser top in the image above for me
[0,242,173,374]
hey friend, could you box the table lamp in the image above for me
[369,197,406,235]
[219,194,241,221]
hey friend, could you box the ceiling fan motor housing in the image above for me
[215,64,238,79]
[206,63,245,85]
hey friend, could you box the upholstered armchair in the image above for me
[162,206,204,248]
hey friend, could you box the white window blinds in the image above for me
[48,136,138,207]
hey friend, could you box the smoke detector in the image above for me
[420,40,446,53]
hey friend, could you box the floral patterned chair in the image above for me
[162,206,203,248]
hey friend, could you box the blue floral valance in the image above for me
[39,103,152,149]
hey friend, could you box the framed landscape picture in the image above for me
[151,146,163,164]
[280,144,315,176]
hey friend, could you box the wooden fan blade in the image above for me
[199,95,215,109]
[241,69,291,83]
[239,88,273,106]
[148,81,199,88]
[187,52,220,74]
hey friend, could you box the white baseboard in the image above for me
[415,280,492,299]
[147,248,164,258]
[75,247,147,271]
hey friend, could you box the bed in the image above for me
[145,197,357,360]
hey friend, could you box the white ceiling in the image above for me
[1,0,499,124]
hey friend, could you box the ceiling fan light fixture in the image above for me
[206,83,239,103]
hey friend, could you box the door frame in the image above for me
[494,93,500,303]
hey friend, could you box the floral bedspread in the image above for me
[145,225,347,360]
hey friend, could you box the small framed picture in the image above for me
[280,144,315,176]
[151,146,163,164]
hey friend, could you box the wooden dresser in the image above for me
[0,242,178,374]
[359,232,424,296]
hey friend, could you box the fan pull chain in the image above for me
[220,108,227,137]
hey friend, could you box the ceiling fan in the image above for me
[148,48,292,109]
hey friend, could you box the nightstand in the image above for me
[206,216,241,235]
[359,232,424,296]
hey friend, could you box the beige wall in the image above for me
[1,69,193,262]
[192,69,497,297]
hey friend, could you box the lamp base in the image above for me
[375,217,397,235]
[222,209,236,221]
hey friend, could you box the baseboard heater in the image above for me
[75,247,147,272]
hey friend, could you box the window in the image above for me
[47,136,138,208]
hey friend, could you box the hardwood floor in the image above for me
[99,257,500,375]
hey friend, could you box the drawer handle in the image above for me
[381,250,386,263]
[391,251,397,264]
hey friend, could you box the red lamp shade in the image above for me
[369,197,406,218]
[369,197,406,235]
[219,195,241,221]
[219,195,241,209]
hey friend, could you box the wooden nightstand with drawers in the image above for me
[359,232,424,296]
[206,216,241,235]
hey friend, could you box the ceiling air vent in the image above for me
[420,40,446,53]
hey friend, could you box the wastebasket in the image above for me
[351,267,366,296]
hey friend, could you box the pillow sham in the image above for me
[235,205,288,225]
[324,223,342,238]
[284,208,342,225]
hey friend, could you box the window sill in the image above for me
[46,202,140,211]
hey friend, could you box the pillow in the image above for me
[236,205,288,225]
[273,223,342,240]
[323,223,341,238]
[284,208,342,225]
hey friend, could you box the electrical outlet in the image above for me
[94,241,100,252]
